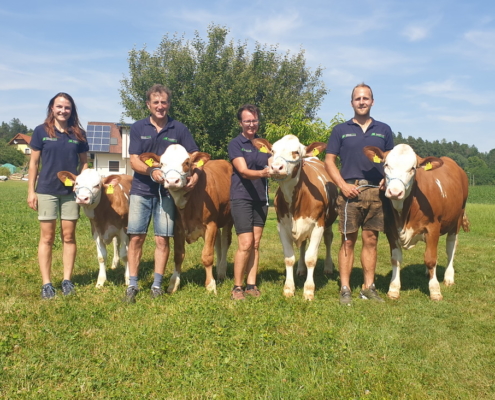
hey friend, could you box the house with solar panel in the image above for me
[86,122,133,176]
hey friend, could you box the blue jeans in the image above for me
[127,194,175,236]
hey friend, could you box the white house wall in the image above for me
[93,153,133,177]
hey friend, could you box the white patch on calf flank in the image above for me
[435,179,447,198]
[398,227,424,249]
[291,216,317,246]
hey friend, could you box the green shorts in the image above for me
[337,187,387,234]
[37,193,80,221]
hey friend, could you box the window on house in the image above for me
[110,137,118,145]
[109,161,120,172]
[25,148,31,155]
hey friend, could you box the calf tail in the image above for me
[461,211,470,232]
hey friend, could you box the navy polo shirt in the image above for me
[228,133,270,202]
[129,116,199,197]
[30,124,89,196]
[326,118,394,182]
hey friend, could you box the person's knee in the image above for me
[155,236,170,251]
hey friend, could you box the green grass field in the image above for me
[1,181,495,399]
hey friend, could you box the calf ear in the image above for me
[252,138,272,154]
[190,152,211,169]
[57,171,77,185]
[418,156,443,171]
[103,175,122,187]
[305,142,326,158]
[139,153,160,168]
[363,146,386,163]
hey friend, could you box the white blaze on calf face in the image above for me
[269,135,305,178]
[74,169,102,206]
[160,144,190,190]
[383,144,417,200]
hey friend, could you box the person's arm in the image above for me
[130,154,164,183]
[325,153,359,199]
[232,157,269,180]
[27,150,41,210]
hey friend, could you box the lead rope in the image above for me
[343,185,380,256]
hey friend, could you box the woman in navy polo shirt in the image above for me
[27,93,89,299]
[228,104,270,300]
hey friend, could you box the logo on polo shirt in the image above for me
[43,137,57,141]
[68,139,79,144]
[241,148,252,153]
[371,133,385,139]
[342,133,356,139]
[140,136,152,140]
[162,137,178,143]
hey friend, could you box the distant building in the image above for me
[8,133,32,155]
[86,122,132,177]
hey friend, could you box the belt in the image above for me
[345,179,380,186]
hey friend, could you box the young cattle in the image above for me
[140,145,233,294]
[363,144,469,300]
[253,135,338,300]
[57,169,132,287]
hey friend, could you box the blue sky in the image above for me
[1,0,494,152]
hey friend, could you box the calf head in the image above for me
[139,145,210,191]
[252,135,325,180]
[363,144,443,201]
[57,169,123,208]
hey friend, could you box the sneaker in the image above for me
[245,286,261,298]
[230,287,245,301]
[339,286,352,305]
[124,286,139,303]
[61,280,75,296]
[41,283,56,299]
[150,286,164,299]
[359,283,384,302]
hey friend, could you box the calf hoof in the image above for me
[303,291,314,301]
[430,293,443,301]
[443,279,455,287]
[283,285,295,298]
[205,280,217,295]
[95,281,105,288]
[167,278,180,294]
[387,291,400,300]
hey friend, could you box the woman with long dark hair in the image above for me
[27,93,89,299]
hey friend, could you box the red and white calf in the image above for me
[364,144,470,300]
[140,145,233,294]
[253,135,338,300]
[57,169,132,287]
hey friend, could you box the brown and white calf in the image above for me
[364,144,470,300]
[57,169,132,287]
[253,135,338,300]
[140,145,233,294]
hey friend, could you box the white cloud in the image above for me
[401,17,440,42]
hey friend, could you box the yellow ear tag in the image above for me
[424,162,432,171]
[145,158,154,167]
[373,155,381,163]
[197,159,204,168]
[312,148,320,157]
[64,177,73,187]
[259,145,268,153]
[106,184,114,194]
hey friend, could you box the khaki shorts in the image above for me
[337,187,386,234]
[37,193,80,221]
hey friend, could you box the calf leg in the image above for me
[444,232,458,286]
[302,226,324,301]
[425,232,442,301]
[94,234,108,288]
[111,236,120,270]
[386,230,402,299]
[168,227,185,294]
[215,223,232,281]
[278,219,296,298]
[296,240,307,276]
[202,224,217,294]
[323,226,334,275]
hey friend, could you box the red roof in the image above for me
[8,133,31,145]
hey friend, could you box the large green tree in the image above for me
[120,24,327,159]
[0,118,31,141]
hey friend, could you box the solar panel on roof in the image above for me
[86,124,111,152]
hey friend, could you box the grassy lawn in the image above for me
[1,181,495,399]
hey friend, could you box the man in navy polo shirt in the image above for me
[325,83,394,305]
[125,84,199,303]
